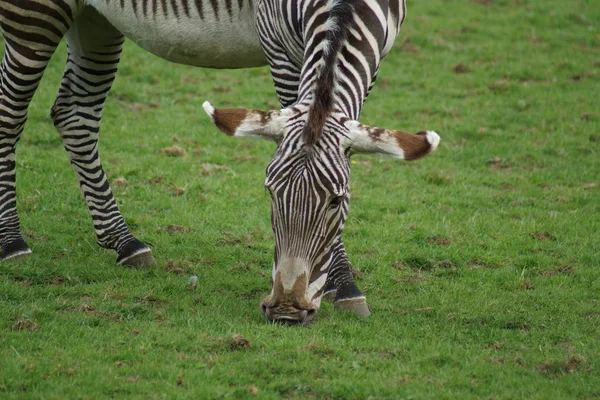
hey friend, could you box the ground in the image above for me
[1,0,599,398]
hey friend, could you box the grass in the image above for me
[1,0,599,398]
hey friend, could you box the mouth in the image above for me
[261,303,317,325]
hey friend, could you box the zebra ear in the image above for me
[202,101,289,141]
[344,120,440,160]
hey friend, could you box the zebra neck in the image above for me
[294,0,385,122]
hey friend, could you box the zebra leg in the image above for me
[324,239,371,317]
[51,6,154,267]
[0,0,78,261]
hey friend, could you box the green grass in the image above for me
[1,0,599,398]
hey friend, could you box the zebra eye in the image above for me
[329,195,344,208]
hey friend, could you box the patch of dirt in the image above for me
[391,271,425,283]
[581,113,595,121]
[428,236,451,246]
[249,384,259,396]
[486,156,512,170]
[541,265,575,276]
[233,155,257,162]
[111,177,129,186]
[45,276,65,286]
[158,146,187,157]
[200,163,230,176]
[453,64,471,73]
[583,183,598,189]
[585,313,600,321]
[212,85,231,93]
[135,292,164,306]
[488,79,511,91]
[305,342,337,357]
[159,224,193,234]
[114,96,159,111]
[227,335,251,350]
[436,260,457,270]
[521,281,535,291]
[539,355,587,377]
[15,319,39,331]
[65,305,119,320]
[163,260,185,275]
[485,342,505,350]
[24,231,48,241]
[530,35,545,45]
[502,320,530,330]
[392,261,408,270]
[531,232,556,241]
[399,38,418,53]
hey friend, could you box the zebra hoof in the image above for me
[116,240,155,268]
[1,239,33,262]
[118,249,156,268]
[334,297,371,317]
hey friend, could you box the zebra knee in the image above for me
[0,124,25,146]
[50,100,101,155]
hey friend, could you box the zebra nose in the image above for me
[261,304,317,325]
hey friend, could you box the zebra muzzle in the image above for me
[261,302,318,325]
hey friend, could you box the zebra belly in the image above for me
[86,0,267,68]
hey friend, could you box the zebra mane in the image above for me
[303,0,357,147]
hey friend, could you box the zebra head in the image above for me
[203,101,439,324]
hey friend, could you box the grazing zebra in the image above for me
[0,0,439,323]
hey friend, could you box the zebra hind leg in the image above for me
[51,6,154,267]
[324,240,371,317]
[0,0,80,261]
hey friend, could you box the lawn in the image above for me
[1,0,599,398]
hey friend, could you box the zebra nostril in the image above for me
[261,303,268,316]
[303,309,317,324]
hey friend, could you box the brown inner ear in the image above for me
[398,131,432,161]
[213,108,249,136]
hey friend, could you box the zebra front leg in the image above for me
[323,239,371,317]
[51,7,154,267]
[0,0,79,261]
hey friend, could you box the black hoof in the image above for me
[334,297,371,317]
[332,281,370,317]
[116,240,155,268]
[1,238,32,261]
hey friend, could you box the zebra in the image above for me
[0,0,439,323]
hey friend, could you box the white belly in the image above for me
[86,0,267,68]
